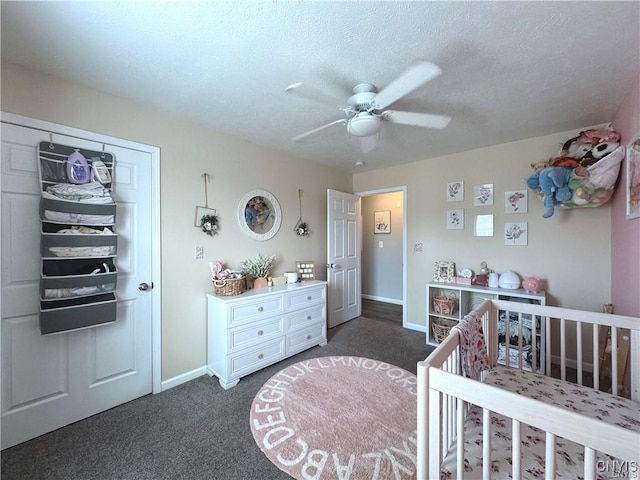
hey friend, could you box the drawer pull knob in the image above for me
[258,353,264,360]
[306,335,312,340]
[257,306,264,312]
[307,315,312,320]
[306,296,312,301]
[257,330,264,336]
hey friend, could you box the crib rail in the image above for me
[492,299,639,397]
[417,299,640,480]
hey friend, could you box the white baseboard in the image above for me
[161,366,209,391]
[404,322,427,333]
[550,354,594,373]
[362,294,403,305]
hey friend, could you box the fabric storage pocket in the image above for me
[41,224,117,258]
[40,292,117,335]
[41,258,117,300]
[41,197,116,225]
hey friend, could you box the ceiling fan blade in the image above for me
[285,82,344,106]
[292,119,347,142]
[383,110,452,129]
[358,135,378,154]
[371,61,442,110]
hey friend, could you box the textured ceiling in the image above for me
[2,1,639,173]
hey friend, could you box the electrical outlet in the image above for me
[378,241,384,248]
[195,246,204,259]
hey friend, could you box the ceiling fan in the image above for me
[288,61,452,153]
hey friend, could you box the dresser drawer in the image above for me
[229,338,285,378]
[286,323,326,356]
[286,305,325,331]
[229,295,284,326]
[228,317,284,352]
[287,286,325,310]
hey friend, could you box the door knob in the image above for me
[138,282,152,291]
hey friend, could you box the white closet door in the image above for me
[1,121,154,449]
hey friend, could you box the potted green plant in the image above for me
[241,253,276,288]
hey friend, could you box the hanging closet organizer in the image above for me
[38,141,118,335]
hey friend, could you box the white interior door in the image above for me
[1,119,155,449]
[327,189,360,328]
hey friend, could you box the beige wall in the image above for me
[353,131,614,330]
[1,61,352,380]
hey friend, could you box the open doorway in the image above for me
[357,186,407,328]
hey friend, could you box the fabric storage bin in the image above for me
[41,197,116,225]
[41,258,117,299]
[41,224,117,258]
[40,292,117,335]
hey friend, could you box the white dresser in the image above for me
[206,280,327,389]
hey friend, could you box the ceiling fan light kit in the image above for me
[290,60,452,153]
[347,113,382,137]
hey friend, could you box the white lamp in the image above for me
[347,112,382,137]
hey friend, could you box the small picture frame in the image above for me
[374,210,391,233]
[505,222,528,246]
[473,183,494,206]
[504,190,528,214]
[446,181,464,202]
[434,261,455,283]
[446,209,464,229]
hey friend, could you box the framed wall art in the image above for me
[504,222,528,246]
[446,181,464,202]
[505,190,527,213]
[473,183,494,206]
[434,261,455,283]
[446,209,464,229]
[626,133,640,220]
[374,210,391,233]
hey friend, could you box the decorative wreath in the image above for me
[200,214,219,236]
[296,221,310,237]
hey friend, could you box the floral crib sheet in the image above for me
[440,366,640,479]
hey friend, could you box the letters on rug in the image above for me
[250,356,417,479]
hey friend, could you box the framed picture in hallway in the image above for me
[374,210,391,233]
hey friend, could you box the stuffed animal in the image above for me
[530,159,552,172]
[579,141,620,167]
[526,166,573,218]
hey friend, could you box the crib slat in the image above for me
[429,388,442,479]
[593,323,600,391]
[545,431,556,480]
[512,419,521,480]
[545,316,552,376]
[612,327,618,396]
[483,408,491,480]
[584,447,596,479]
[517,312,524,370]
[576,321,583,385]
[456,398,464,480]
[560,318,566,381]
[531,314,538,373]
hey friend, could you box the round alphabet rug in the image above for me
[250,356,417,479]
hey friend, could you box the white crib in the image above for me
[417,299,640,479]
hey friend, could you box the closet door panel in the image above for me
[1,314,70,411]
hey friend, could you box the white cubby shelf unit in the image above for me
[427,282,546,373]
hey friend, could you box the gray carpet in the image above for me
[1,315,433,479]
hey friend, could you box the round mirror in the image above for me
[237,189,282,241]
